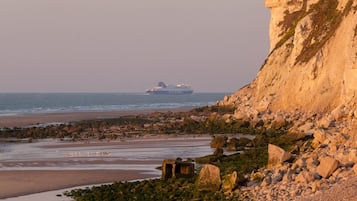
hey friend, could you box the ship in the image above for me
[146,82,194,95]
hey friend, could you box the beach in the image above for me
[0,170,156,199]
[0,107,193,128]
[0,117,213,200]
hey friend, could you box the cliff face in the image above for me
[223,0,357,117]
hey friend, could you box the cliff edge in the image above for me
[222,0,357,116]
[218,1,357,199]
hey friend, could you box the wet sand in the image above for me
[0,107,204,199]
[0,136,213,199]
[0,170,157,199]
[0,107,193,128]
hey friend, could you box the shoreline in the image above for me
[0,136,213,199]
[0,107,193,128]
[0,170,159,199]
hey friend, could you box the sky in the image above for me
[0,1,270,93]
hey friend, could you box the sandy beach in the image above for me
[0,107,193,128]
[0,108,214,199]
[0,170,157,199]
[0,133,213,199]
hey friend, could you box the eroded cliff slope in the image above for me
[222,0,357,117]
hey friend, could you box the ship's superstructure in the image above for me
[146,82,193,95]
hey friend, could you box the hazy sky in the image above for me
[0,1,270,93]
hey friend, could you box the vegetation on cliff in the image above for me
[274,0,354,63]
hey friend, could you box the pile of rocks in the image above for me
[239,138,356,200]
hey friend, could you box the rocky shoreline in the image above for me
[217,97,357,200]
[1,104,356,200]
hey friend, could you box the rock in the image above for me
[196,164,221,192]
[282,169,294,183]
[354,164,357,175]
[318,116,335,128]
[190,115,206,122]
[250,171,264,182]
[313,172,322,180]
[268,144,292,168]
[294,158,307,169]
[331,105,347,121]
[226,138,240,151]
[297,122,314,133]
[311,181,321,193]
[210,135,227,148]
[295,171,314,183]
[349,149,357,163]
[317,156,340,178]
[256,97,271,113]
[312,129,331,148]
[271,171,283,184]
[233,110,249,120]
[222,171,238,193]
[313,129,330,144]
[238,137,252,147]
[226,137,252,151]
[261,176,272,187]
[213,148,224,158]
[341,162,354,168]
[270,114,287,129]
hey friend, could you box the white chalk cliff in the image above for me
[222,0,357,118]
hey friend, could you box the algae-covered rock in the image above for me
[196,164,221,192]
[210,135,227,148]
[221,171,238,193]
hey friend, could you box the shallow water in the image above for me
[1,136,216,201]
[0,137,213,171]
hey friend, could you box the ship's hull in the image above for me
[146,90,193,95]
[146,82,194,95]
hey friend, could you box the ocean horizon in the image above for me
[0,92,229,116]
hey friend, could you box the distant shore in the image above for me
[0,107,193,128]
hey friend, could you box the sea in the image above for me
[0,93,229,116]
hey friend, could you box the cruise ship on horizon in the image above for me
[146,82,194,95]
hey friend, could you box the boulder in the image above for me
[297,122,314,133]
[226,138,240,151]
[349,149,357,163]
[317,156,339,178]
[226,137,252,151]
[210,136,227,148]
[196,164,221,192]
[318,116,334,128]
[313,129,330,144]
[238,137,252,146]
[270,114,287,129]
[295,171,314,183]
[261,175,272,187]
[233,110,249,120]
[213,148,224,158]
[268,144,292,168]
[271,170,283,184]
[331,105,347,121]
[312,129,331,148]
[221,171,238,193]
